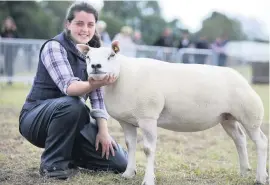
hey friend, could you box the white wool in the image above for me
[92,52,264,131]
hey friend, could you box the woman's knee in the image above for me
[111,148,128,173]
[51,96,89,128]
[113,160,127,173]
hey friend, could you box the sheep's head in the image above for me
[76,41,121,80]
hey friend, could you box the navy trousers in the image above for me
[19,96,127,173]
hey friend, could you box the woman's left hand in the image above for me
[95,131,117,159]
[88,74,117,87]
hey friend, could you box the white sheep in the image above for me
[77,41,268,185]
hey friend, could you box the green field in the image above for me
[0,65,269,185]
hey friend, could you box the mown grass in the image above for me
[0,65,269,185]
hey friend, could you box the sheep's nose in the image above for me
[91,64,102,69]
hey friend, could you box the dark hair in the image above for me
[65,1,101,48]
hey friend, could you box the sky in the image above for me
[158,0,269,37]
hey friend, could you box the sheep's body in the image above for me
[77,44,268,185]
[104,56,262,132]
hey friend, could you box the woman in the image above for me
[1,16,18,85]
[19,2,127,180]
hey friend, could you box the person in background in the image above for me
[178,31,191,49]
[133,30,144,45]
[154,27,174,47]
[113,26,136,57]
[96,20,111,46]
[19,2,127,180]
[211,36,228,66]
[178,31,192,64]
[195,35,209,64]
[1,16,19,85]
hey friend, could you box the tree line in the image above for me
[0,1,250,45]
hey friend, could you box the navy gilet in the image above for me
[22,32,88,111]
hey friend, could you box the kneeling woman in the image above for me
[19,1,127,179]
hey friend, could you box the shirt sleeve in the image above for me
[89,87,110,120]
[40,40,80,94]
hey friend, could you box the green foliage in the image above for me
[0,1,247,44]
[197,12,246,42]
[139,15,167,44]
[0,1,72,39]
[39,1,72,33]
[99,13,125,39]
[101,1,173,45]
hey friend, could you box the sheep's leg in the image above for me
[138,119,157,185]
[244,126,268,184]
[119,122,138,179]
[221,120,251,175]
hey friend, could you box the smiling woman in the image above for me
[66,11,96,44]
[65,2,100,46]
[18,1,128,180]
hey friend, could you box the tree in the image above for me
[0,0,186,44]
[140,15,167,44]
[0,1,72,39]
[39,1,72,33]
[99,13,125,39]
[197,11,246,42]
[100,1,181,45]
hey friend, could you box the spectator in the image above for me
[178,31,192,64]
[113,26,136,57]
[195,36,209,64]
[133,30,144,45]
[153,28,175,61]
[96,20,111,46]
[178,31,191,49]
[154,27,174,47]
[1,16,18,85]
[211,36,228,66]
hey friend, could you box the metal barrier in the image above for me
[0,38,229,84]
[0,38,45,84]
[176,48,214,64]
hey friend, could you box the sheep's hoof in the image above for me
[141,180,155,185]
[254,171,269,185]
[121,169,136,179]
[254,178,268,185]
[141,176,155,185]
[240,168,252,177]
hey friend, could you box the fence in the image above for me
[0,38,253,84]
[0,38,45,84]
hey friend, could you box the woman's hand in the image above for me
[88,75,117,88]
[95,131,117,159]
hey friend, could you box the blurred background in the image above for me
[0,0,269,85]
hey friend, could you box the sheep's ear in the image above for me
[112,40,120,54]
[76,44,90,55]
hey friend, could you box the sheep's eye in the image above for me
[108,53,115,60]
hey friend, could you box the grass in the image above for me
[0,65,269,185]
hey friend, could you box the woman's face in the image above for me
[66,11,96,44]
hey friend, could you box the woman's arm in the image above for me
[41,40,100,96]
[67,80,98,96]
